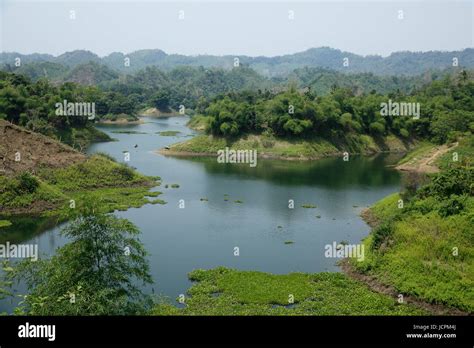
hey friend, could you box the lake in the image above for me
[0,116,403,312]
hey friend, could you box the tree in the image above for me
[9,212,153,315]
[151,90,171,112]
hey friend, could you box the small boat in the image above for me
[165,146,171,150]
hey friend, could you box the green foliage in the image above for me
[371,222,394,251]
[38,154,149,192]
[419,167,474,198]
[152,267,425,315]
[197,73,473,146]
[16,172,39,194]
[0,155,162,216]
[437,195,467,217]
[8,213,153,315]
[357,164,474,312]
[0,220,12,228]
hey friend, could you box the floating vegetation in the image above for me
[164,184,169,188]
[315,215,321,219]
[200,198,208,201]
[301,204,317,208]
[277,225,283,229]
[157,131,181,136]
[352,205,359,208]
[171,184,180,188]
[150,199,167,205]
[111,130,147,134]
[284,240,294,245]
[234,200,243,204]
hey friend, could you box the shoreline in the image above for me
[96,119,144,125]
[156,148,408,162]
[394,142,458,173]
[338,204,470,316]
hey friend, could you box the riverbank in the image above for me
[158,133,414,161]
[395,141,459,173]
[0,121,164,220]
[140,107,182,118]
[345,154,474,314]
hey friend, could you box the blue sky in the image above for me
[1,0,472,57]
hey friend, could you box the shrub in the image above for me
[16,172,39,194]
[371,222,394,251]
[438,195,466,217]
[112,165,135,181]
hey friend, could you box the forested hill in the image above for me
[1,47,473,76]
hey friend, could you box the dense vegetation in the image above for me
[0,154,163,218]
[198,71,473,144]
[3,212,153,315]
[353,138,474,312]
[2,47,473,76]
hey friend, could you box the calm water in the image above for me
[0,116,403,312]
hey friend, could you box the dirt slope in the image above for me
[0,120,86,176]
[396,142,458,173]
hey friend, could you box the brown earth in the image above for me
[0,120,86,176]
[396,142,459,173]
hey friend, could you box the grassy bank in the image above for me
[163,133,412,160]
[55,124,113,150]
[352,163,474,313]
[0,154,163,219]
[151,267,425,315]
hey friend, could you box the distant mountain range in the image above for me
[1,47,473,77]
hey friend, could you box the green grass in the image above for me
[55,125,112,149]
[0,220,12,228]
[38,154,152,192]
[0,154,163,217]
[436,136,474,170]
[151,267,426,315]
[187,115,211,131]
[370,193,402,222]
[157,131,181,136]
[354,136,474,312]
[397,141,435,166]
[355,191,474,312]
[168,133,409,159]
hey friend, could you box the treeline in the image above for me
[1,66,472,147]
[4,61,450,110]
[2,47,473,76]
[103,65,270,111]
[0,71,137,141]
[200,71,474,144]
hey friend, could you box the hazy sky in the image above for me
[1,0,472,57]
